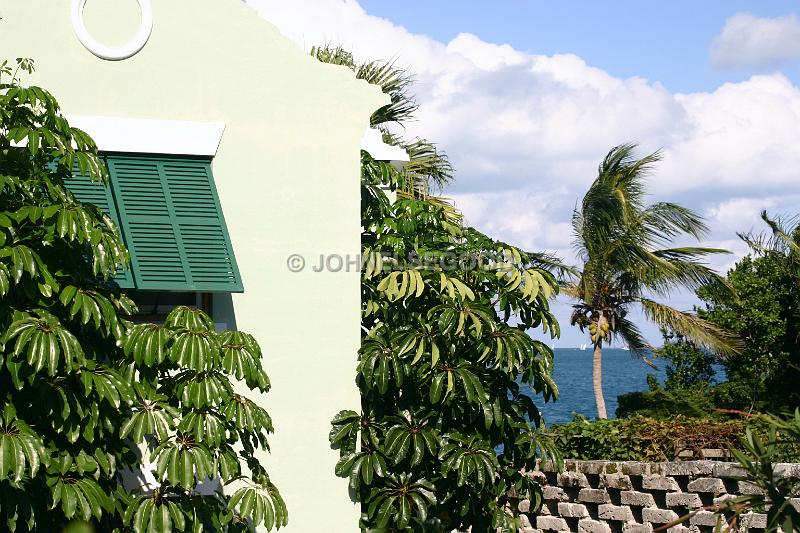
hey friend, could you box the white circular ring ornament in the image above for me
[71,0,153,61]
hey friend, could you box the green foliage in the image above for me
[567,143,738,418]
[616,329,718,419]
[334,155,562,532]
[720,411,800,532]
[316,50,563,531]
[309,45,418,131]
[622,212,800,420]
[656,330,717,391]
[615,386,714,419]
[548,414,800,464]
[310,44,454,197]
[549,415,748,462]
[698,250,800,411]
[547,417,649,462]
[0,59,285,531]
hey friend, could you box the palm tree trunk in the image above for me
[593,343,607,419]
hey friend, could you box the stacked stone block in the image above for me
[515,460,800,533]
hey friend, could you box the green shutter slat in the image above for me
[107,155,243,292]
[64,165,135,289]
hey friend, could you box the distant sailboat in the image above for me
[579,343,587,351]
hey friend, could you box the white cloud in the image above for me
[706,197,777,234]
[446,33,526,71]
[450,190,574,254]
[660,75,800,196]
[702,195,800,270]
[247,0,800,275]
[711,12,800,70]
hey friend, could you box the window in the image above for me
[126,291,213,322]
[66,154,243,293]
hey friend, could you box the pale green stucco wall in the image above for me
[0,1,387,529]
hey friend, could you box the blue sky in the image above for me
[359,0,800,93]
[252,0,800,347]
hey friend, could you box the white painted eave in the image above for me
[66,115,226,156]
[360,127,409,163]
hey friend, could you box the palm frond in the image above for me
[605,242,685,298]
[739,211,800,286]
[652,247,729,260]
[614,317,654,357]
[642,202,709,241]
[758,211,800,260]
[381,133,453,192]
[638,298,743,357]
[522,251,577,279]
[310,44,357,68]
[641,250,733,296]
[360,61,418,127]
[738,229,771,256]
[560,281,582,299]
[576,144,661,258]
[310,44,418,128]
[596,143,659,212]
[569,202,590,259]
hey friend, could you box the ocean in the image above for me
[528,347,667,424]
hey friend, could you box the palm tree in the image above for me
[567,144,741,419]
[742,210,800,343]
[743,210,800,266]
[310,45,454,196]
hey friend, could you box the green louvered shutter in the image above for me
[106,155,243,292]
[64,165,135,288]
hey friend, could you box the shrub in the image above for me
[698,252,800,412]
[656,330,717,391]
[315,47,564,531]
[616,387,714,419]
[546,415,800,462]
[0,59,285,531]
[618,379,774,419]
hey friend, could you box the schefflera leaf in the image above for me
[151,435,214,490]
[165,306,215,331]
[79,363,134,409]
[171,370,233,409]
[125,495,186,533]
[228,480,288,531]
[0,416,48,482]
[219,330,270,391]
[123,323,172,366]
[169,328,221,372]
[48,475,111,522]
[120,397,179,443]
[58,285,120,334]
[328,410,360,453]
[4,314,85,375]
[177,409,227,448]
[216,443,241,482]
[220,394,272,434]
[365,474,436,529]
[336,449,387,490]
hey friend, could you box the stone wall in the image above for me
[515,460,800,533]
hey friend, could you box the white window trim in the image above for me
[66,115,226,156]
